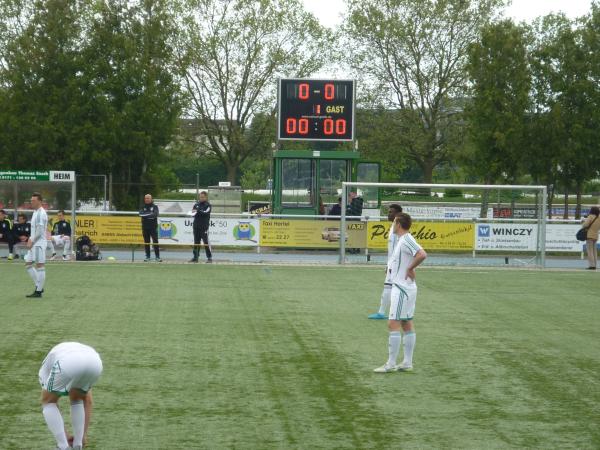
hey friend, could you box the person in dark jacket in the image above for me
[139,194,161,262]
[14,213,31,243]
[0,209,16,260]
[189,191,212,263]
[329,197,342,217]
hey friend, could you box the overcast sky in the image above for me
[301,0,595,29]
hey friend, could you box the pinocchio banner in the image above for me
[366,221,474,251]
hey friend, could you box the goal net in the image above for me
[339,182,549,268]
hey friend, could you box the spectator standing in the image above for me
[582,206,600,270]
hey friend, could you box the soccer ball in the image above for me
[107,256,116,261]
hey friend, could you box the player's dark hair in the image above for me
[200,191,208,196]
[58,209,65,215]
[590,206,600,216]
[32,192,43,201]
[0,209,5,214]
[389,203,403,213]
[395,213,412,230]
[18,212,27,220]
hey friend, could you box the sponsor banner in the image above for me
[0,170,74,182]
[403,205,492,220]
[158,217,259,246]
[475,223,582,252]
[367,221,474,251]
[248,202,271,214]
[259,219,366,248]
[76,215,143,244]
[75,215,259,246]
[493,207,538,219]
[546,224,581,252]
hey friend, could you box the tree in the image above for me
[344,0,503,183]
[530,13,600,218]
[465,20,531,215]
[177,0,330,183]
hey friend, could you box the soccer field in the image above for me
[0,263,599,449]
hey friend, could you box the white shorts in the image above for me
[389,284,417,321]
[51,236,69,247]
[39,347,103,396]
[25,246,46,264]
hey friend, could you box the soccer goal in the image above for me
[339,182,548,267]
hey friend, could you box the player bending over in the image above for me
[374,213,427,373]
[25,193,48,298]
[39,342,103,449]
[368,204,403,319]
[49,210,72,261]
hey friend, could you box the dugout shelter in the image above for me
[0,170,76,242]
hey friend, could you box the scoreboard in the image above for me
[277,78,355,142]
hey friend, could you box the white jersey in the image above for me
[384,225,398,284]
[390,232,423,289]
[31,207,48,248]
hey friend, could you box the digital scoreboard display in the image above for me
[277,78,355,142]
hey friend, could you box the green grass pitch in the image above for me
[0,262,599,449]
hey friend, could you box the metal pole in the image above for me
[108,172,113,211]
[540,186,547,268]
[196,172,199,198]
[339,184,347,264]
[103,175,108,211]
[71,175,77,257]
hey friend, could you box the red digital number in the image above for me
[323,118,334,135]
[324,83,334,100]
[335,119,346,135]
[298,83,309,100]
[286,118,296,134]
[299,118,308,135]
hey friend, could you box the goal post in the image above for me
[339,182,548,267]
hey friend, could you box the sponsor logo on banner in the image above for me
[75,215,259,246]
[49,171,75,182]
[259,219,366,248]
[475,224,536,250]
[367,221,474,250]
[403,206,492,220]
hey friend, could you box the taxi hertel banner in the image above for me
[367,221,474,250]
[75,215,259,246]
[259,219,366,248]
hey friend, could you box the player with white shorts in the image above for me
[25,192,48,298]
[39,342,103,450]
[368,204,403,319]
[374,213,427,373]
[48,210,72,261]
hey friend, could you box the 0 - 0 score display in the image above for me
[277,79,355,142]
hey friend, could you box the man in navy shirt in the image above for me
[139,194,161,262]
[189,191,212,263]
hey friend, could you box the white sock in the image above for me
[64,240,71,256]
[42,403,69,449]
[71,399,85,447]
[48,241,55,255]
[403,331,416,367]
[36,267,46,291]
[26,266,38,289]
[378,285,391,315]
[387,331,402,366]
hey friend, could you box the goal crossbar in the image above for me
[339,182,548,267]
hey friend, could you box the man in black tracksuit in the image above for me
[0,209,16,260]
[190,191,212,263]
[139,194,161,262]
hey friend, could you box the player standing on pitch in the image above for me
[39,342,103,450]
[25,192,48,298]
[368,204,403,320]
[189,191,213,263]
[374,213,427,373]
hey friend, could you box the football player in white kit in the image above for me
[374,213,427,373]
[25,192,48,298]
[48,210,72,261]
[368,204,403,319]
[39,342,103,450]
